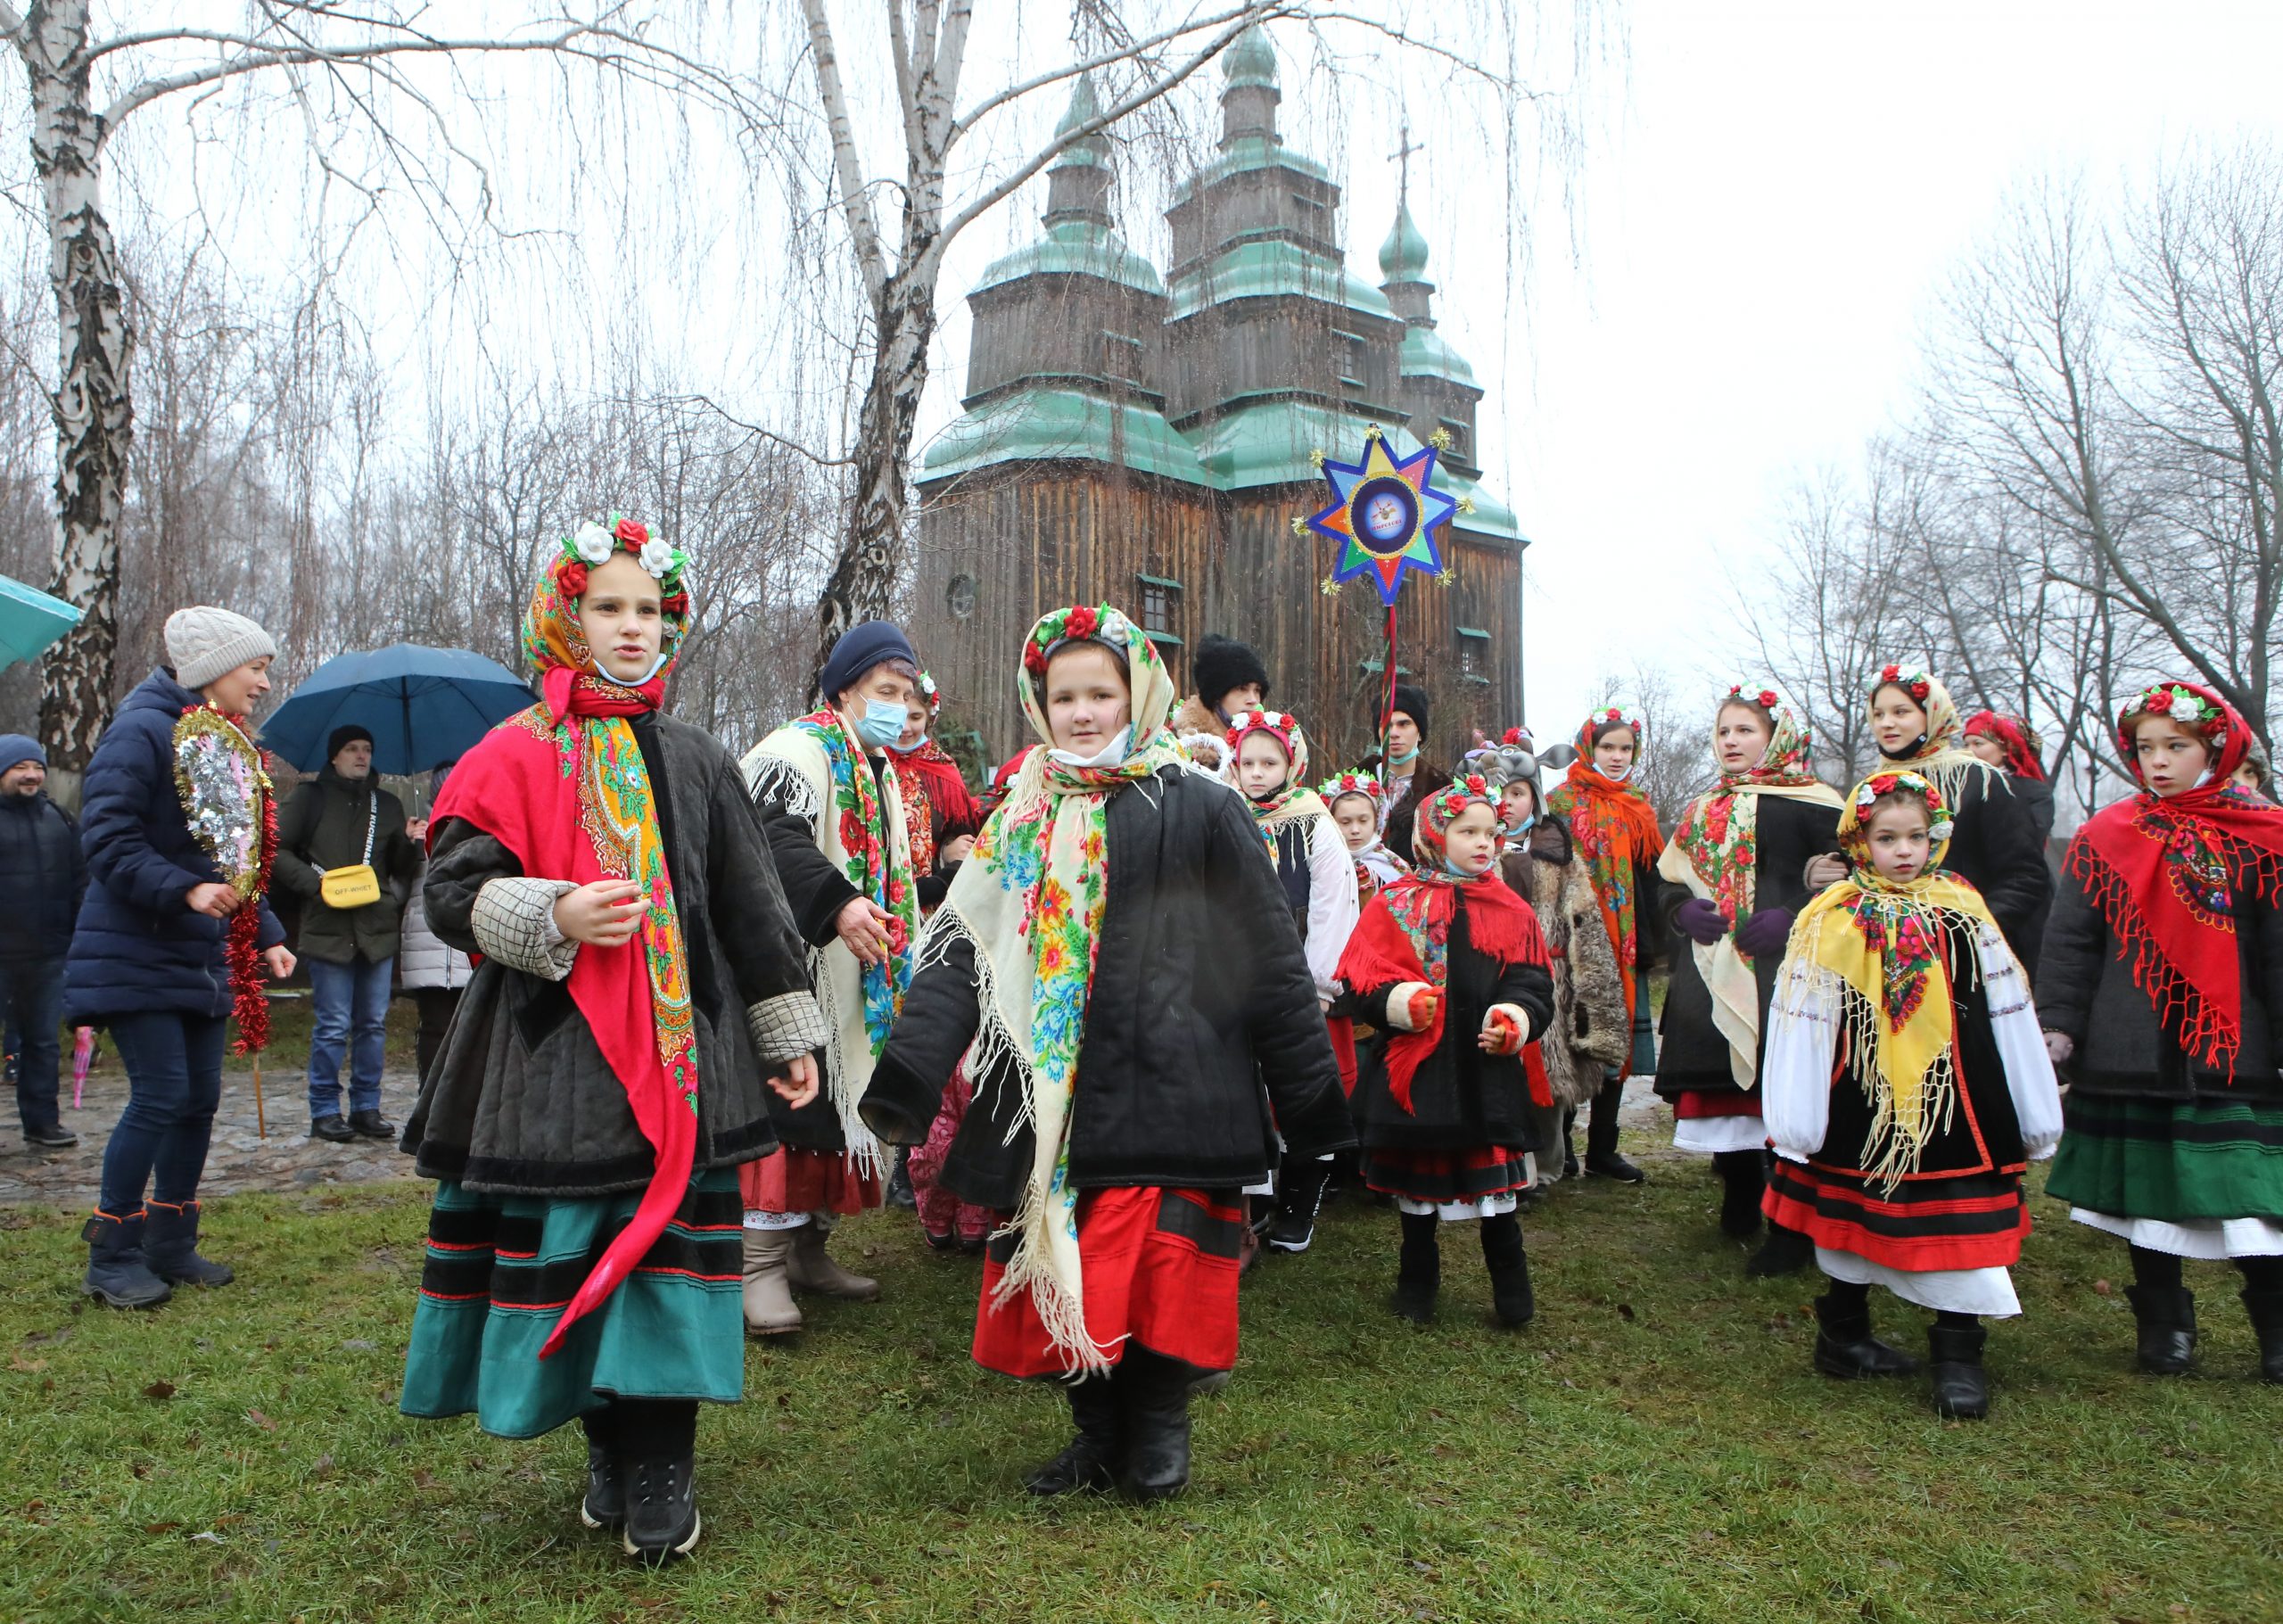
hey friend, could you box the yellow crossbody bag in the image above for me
[317,795,382,910]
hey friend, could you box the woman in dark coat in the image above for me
[1965,709,2057,977]
[71,607,294,1310]
[1654,681,1844,1274]
[398,523,826,1564]
[1339,775,1554,1327]
[2039,680,2283,1384]
[868,604,1349,1504]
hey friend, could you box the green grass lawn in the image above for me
[2,1159,2278,1624]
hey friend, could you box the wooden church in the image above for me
[909,26,1527,769]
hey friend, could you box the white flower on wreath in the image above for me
[1929,819,1956,842]
[572,521,614,565]
[639,538,677,580]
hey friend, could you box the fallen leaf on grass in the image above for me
[11,1356,47,1373]
[1617,1303,1636,1322]
[144,1521,180,1535]
[2095,1279,2114,1296]
[245,1409,278,1431]
[144,1381,176,1400]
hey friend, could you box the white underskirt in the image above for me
[1817,1246,2022,1318]
[743,1209,813,1230]
[2070,1209,2283,1260]
[1673,1114,1768,1155]
[1395,1151,1536,1222]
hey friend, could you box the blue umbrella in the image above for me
[260,643,534,776]
[0,573,81,669]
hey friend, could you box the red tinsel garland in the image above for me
[228,763,279,1056]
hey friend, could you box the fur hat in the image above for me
[1191,633,1268,711]
[1389,682,1430,736]
[164,606,276,691]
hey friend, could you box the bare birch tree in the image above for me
[0,3,750,775]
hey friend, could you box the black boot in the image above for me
[82,1208,171,1309]
[1391,1211,1440,1323]
[1583,1077,1645,1182]
[348,1109,395,1142]
[1267,1156,1333,1253]
[2123,1284,2196,1375]
[1114,1348,1196,1503]
[580,1409,624,1531]
[143,1199,233,1287]
[621,1454,699,1563]
[1562,1108,1580,1180]
[1746,1219,1814,1278]
[886,1146,918,1210]
[1480,1212,1535,1327]
[1927,1320,1990,1420]
[2242,1288,2283,1385]
[1811,1289,1918,1378]
[1025,1376,1122,1496]
[1714,1151,1766,1241]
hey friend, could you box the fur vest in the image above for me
[1500,820,1629,1109]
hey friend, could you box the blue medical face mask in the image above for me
[853,698,908,748]
[888,731,927,755]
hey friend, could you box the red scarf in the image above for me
[2066,683,2283,1075]
[1545,717,1663,1054]
[888,746,940,877]
[434,655,696,1359]
[1337,871,1545,1114]
[1965,710,2047,782]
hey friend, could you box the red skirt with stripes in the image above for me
[1361,1144,1532,1206]
[1763,1157,2030,1272]
[972,1187,1242,1379]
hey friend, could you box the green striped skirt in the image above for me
[400,1168,746,1439]
[2046,1093,2283,1223]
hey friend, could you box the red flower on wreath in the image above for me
[1880,664,1900,682]
[1023,641,1049,677]
[1759,689,1779,708]
[556,559,589,598]
[1065,605,1100,640]
[661,589,688,615]
[2145,688,2173,713]
[1909,679,1930,701]
[614,516,649,548]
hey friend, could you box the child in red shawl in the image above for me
[2040,681,2283,1383]
[1544,704,1661,1182]
[1339,775,1554,1326]
[400,520,827,1563]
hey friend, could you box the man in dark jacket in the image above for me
[1362,683,1451,863]
[272,725,423,1142]
[0,734,84,1148]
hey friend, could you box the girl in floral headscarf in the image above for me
[399,517,826,1564]
[2040,681,2283,1384]
[1544,702,1663,1182]
[1338,775,1553,1327]
[1654,681,1844,1274]
[869,605,1349,1503]
[1867,663,2052,961]
[1761,771,2062,1421]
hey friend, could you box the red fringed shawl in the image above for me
[2067,684,2283,1076]
[1337,871,1547,1114]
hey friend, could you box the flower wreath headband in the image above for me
[1318,769,1381,804]
[1871,663,1933,704]
[1426,772,1497,823]
[1591,704,1648,746]
[553,513,691,613]
[1226,709,1299,751]
[1851,770,1955,843]
[2118,681,2228,756]
[1021,602,1119,678]
[1725,680,1784,713]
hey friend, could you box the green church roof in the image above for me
[1379,201,1430,282]
[1224,25,1278,90]
[1169,134,1331,202]
[919,389,1209,486]
[1166,236,1393,322]
[974,220,1164,297]
[1399,325,1476,387]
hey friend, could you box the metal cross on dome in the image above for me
[1306,428,1460,606]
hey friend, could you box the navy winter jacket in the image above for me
[65,669,284,1025]
[0,787,83,964]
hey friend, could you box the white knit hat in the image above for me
[164,606,276,691]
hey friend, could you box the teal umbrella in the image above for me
[0,573,79,670]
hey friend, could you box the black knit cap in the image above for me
[1191,633,1268,710]
[819,620,919,704]
[1389,682,1430,736]
[327,723,375,759]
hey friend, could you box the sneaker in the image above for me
[621,1455,700,1565]
[580,1444,625,1530]
[22,1125,78,1149]
[309,1115,356,1143]
[1265,1211,1315,1253]
[348,1109,395,1142]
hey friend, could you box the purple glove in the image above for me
[1735,908,1794,958]
[1676,897,1727,945]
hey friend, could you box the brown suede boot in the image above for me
[786,1222,881,1301]
[740,1228,803,1336]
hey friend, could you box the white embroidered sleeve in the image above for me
[1759,954,1837,1163]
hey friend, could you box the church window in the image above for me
[1456,625,1491,685]
[946,573,978,620]
[1136,573,1182,644]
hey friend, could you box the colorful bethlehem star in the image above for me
[1306,432,1460,606]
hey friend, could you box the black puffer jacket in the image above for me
[866,765,1352,1205]
[2004,773,2057,979]
[0,788,82,964]
[1654,795,1842,1102]
[1902,765,2051,958]
[1347,893,1554,1153]
[2036,857,2283,1103]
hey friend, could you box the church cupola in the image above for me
[1220,24,1280,147]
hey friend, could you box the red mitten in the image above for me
[1405,986,1440,1032]
[1482,1008,1521,1056]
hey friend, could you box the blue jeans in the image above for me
[306,954,393,1120]
[98,1010,227,1212]
[3,957,65,1133]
